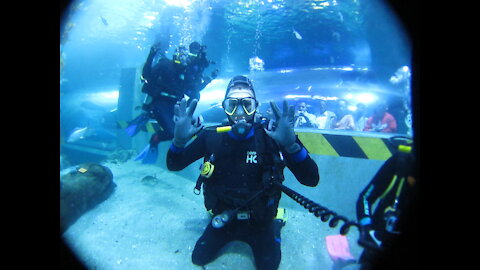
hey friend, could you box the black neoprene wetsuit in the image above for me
[166,124,319,270]
[141,48,214,145]
[141,49,183,144]
[356,150,417,269]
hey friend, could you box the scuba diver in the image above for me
[356,139,417,270]
[166,75,319,270]
[126,41,217,164]
[180,41,218,101]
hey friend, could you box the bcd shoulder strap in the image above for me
[193,130,225,194]
[253,124,285,189]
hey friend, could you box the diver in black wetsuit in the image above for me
[127,41,217,164]
[356,144,417,270]
[180,41,218,101]
[166,75,319,270]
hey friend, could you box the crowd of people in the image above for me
[276,99,400,134]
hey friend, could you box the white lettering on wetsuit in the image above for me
[246,151,257,164]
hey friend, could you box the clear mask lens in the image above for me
[223,97,256,116]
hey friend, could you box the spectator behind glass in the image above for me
[363,103,397,133]
[293,101,318,128]
[315,100,336,129]
[256,104,275,123]
[354,103,369,132]
[333,99,355,130]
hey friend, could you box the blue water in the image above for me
[60,0,411,269]
[60,0,411,139]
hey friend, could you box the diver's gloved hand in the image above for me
[264,100,301,154]
[211,69,219,79]
[150,42,162,53]
[172,98,203,148]
[358,223,382,251]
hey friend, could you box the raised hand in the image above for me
[264,100,300,153]
[172,98,203,147]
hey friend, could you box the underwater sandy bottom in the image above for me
[62,159,363,270]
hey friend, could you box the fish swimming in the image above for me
[101,16,109,26]
[66,126,116,143]
[141,174,159,186]
[338,12,344,23]
[292,28,302,40]
[67,127,89,143]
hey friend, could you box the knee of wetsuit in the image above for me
[191,246,211,266]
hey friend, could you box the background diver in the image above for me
[355,141,417,270]
[166,75,319,270]
[125,41,218,164]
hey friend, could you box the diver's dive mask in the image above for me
[222,96,257,138]
[222,97,258,116]
[222,75,258,137]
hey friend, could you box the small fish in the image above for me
[338,12,344,23]
[292,28,302,40]
[141,174,159,185]
[101,16,109,26]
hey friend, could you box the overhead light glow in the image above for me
[164,0,193,8]
[143,15,156,21]
[356,93,377,104]
[285,94,311,99]
[312,95,338,101]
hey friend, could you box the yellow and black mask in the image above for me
[223,75,258,124]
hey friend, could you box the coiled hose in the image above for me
[273,181,361,235]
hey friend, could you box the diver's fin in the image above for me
[134,144,159,164]
[125,125,140,137]
[125,113,151,137]
[117,120,128,129]
[325,235,356,264]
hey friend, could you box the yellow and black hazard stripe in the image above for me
[296,132,397,161]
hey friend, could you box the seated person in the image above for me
[354,103,369,132]
[315,100,336,129]
[293,101,317,128]
[363,103,397,133]
[333,99,355,130]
